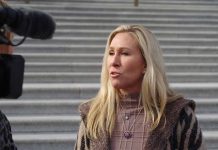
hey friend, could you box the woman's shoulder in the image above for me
[166,98,196,114]
[78,100,93,117]
[163,98,197,133]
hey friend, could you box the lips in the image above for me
[110,71,121,78]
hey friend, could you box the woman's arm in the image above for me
[169,106,207,150]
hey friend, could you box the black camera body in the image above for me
[0,54,25,98]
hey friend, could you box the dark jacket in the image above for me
[0,110,17,150]
[74,98,206,150]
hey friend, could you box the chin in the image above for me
[111,82,125,89]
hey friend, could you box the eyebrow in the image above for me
[108,46,132,51]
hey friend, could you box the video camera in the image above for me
[0,1,55,98]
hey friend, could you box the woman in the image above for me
[74,25,206,150]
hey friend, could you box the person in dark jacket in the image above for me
[0,110,17,150]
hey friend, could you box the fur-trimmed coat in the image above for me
[74,98,206,150]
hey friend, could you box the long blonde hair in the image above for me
[86,25,181,139]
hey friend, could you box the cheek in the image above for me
[127,68,144,80]
[124,60,144,74]
[106,57,111,69]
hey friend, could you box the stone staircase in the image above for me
[0,0,218,149]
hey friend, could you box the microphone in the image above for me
[0,6,56,40]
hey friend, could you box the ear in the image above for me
[142,64,147,74]
[142,66,146,74]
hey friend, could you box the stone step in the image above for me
[8,115,80,133]
[198,114,218,131]
[203,131,218,150]
[53,29,218,38]
[53,23,214,30]
[18,53,218,63]
[196,99,218,114]
[172,83,218,99]
[24,72,100,83]
[19,53,103,63]
[21,83,98,99]
[0,98,217,115]
[24,62,218,72]
[167,72,218,83]
[23,72,218,83]
[53,16,218,25]
[12,131,218,150]
[45,9,218,18]
[0,99,84,116]
[14,44,218,54]
[56,22,218,31]
[50,9,216,15]
[13,133,76,150]
[19,83,218,99]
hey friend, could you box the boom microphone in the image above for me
[0,6,56,39]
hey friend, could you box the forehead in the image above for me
[109,32,139,49]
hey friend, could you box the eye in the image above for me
[121,51,129,56]
[108,50,114,56]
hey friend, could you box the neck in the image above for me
[119,89,140,97]
[120,92,140,100]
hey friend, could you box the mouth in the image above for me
[110,72,121,78]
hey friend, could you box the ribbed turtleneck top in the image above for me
[110,94,150,150]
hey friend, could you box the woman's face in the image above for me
[107,32,146,94]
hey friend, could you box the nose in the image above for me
[110,52,120,67]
